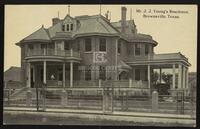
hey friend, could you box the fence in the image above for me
[45,79,148,88]
[3,86,196,117]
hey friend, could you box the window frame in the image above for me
[66,24,70,31]
[135,43,141,56]
[145,44,149,55]
[70,24,73,31]
[85,38,92,52]
[85,68,92,80]
[99,66,106,80]
[62,24,65,31]
[28,44,34,50]
[135,69,140,81]
[64,41,70,50]
[118,41,121,54]
[99,38,107,52]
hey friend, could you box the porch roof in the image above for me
[126,53,191,67]
[118,60,132,73]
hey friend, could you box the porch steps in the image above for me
[10,87,28,98]
[10,89,28,101]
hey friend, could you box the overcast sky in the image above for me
[4,5,197,72]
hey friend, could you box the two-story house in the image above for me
[16,7,191,94]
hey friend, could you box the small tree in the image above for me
[152,71,159,88]
[162,72,172,85]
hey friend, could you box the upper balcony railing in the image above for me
[26,48,81,58]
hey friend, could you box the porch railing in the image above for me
[27,49,80,58]
[46,79,148,88]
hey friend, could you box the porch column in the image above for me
[33,65,35,83]
[178,64,182,89]
[63,63,66,89]
[148,64,150,88]
[185,68,189,95]
[70,61,73,87]
[185,68,189,89]
[27,62,31,88]
[43,61,46,84]
[182,66,186,89]
[159,68,162,83]
[172,64,176,89]
[115,38,118,80]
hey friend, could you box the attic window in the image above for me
[67,24,69,31]
[70,24,73,31]
[62,25,65,31]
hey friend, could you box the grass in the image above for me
[3,111,195,127]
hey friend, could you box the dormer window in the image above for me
[70,24,73,31]
[62,25,65,31]
[66,24,69,31]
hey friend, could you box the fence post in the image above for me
[129,78,132,88]
[8,88,10,105]
[152,90,158,112]
[99,79,101,88]
[26,89,32,107]
[61,90,67,107]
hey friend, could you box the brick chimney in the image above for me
[52,17,60,26]
[121,7,127,33]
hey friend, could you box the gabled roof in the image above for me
[19,15,120,44]
[22,26,51,42]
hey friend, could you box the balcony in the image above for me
[26,49,81,61]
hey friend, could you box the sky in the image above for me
[4,5,197,72]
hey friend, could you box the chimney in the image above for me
[121,7,127,33]
[52,17,60,26]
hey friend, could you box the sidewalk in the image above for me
[4,106,196,126]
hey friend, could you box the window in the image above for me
[99,66,106,80]
[64,41,70,50]
[58,68,63,81]
[41,44,46,49]
[144,69,148,81]
[118,42,121,54]
[49,43,55,49]
[77,40,80,51]
[66,24,69,31]
[70,24,73,31]
[145,44,149,55]
[135,69,140,81]
[135,43,141,56]
[28,44,33,50]
[99,38,106,51]
[56,42,62,50]
[62,25,65,31]
[85,69,91,80]
[40,68,43,82]
[85,38,92,52]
